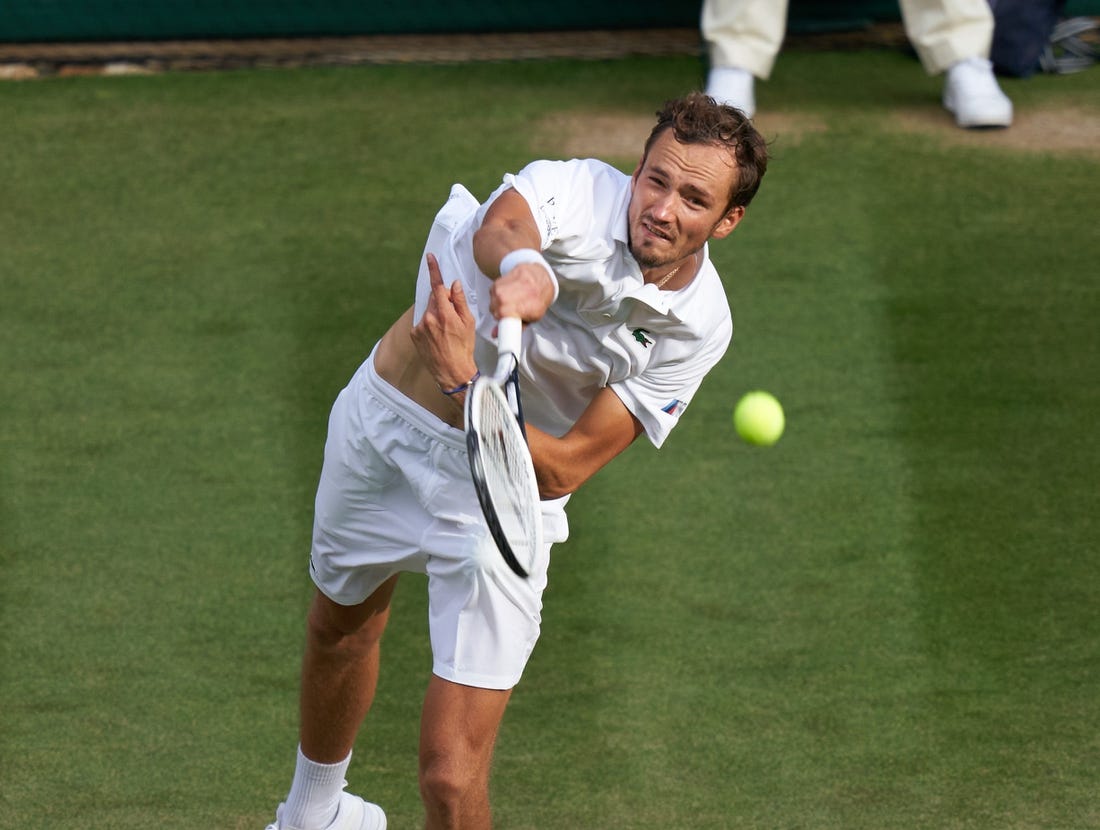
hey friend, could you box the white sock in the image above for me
[282,745,351,830]
[705,66,757,117]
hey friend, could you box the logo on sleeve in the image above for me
[662,399,688,417]
[538,197,559,240]
[631,328,654,348]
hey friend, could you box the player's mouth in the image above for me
[639,218,673,244]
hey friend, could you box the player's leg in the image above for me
[295,348,427,763]
[414,522,545,829]
[268,581,398,830]
[409,379,567,828]
[267,350,426,829]
[418,676,512,830]
[299,579,399,762]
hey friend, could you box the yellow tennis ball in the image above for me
[733,391,785,446]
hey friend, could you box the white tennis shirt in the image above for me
[415,157,733,449]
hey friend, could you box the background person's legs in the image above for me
[900,0,1013,126]
[701,0,789,115]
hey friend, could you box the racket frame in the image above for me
[464,317,542,578]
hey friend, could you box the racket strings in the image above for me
[472,383,540,568]
[481,392,534,527]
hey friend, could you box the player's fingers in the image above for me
[505,265,551,320]
[488,286,515,321]
[426,253,444,288]
[449,279,472,319]
[422,256,455,323]
[489,281,538,323]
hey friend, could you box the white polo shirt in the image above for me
[415,158,733,449]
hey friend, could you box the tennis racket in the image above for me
[465,316,542,578]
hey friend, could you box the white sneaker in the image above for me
[706,66,756,118]
[943,57,1013,128]
[265,793,387,830]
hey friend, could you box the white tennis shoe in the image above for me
[265,792,387,830]
[943,57,1013,128]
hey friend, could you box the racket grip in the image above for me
[495,317,523,375]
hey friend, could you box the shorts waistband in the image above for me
[360,344,468,453]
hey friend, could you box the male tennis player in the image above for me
[264,92,768,830]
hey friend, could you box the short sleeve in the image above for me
[611,313,732,449]
[499,160,602,250]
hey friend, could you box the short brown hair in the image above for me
[642,92,769,211]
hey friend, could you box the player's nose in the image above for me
[650,194,676,222]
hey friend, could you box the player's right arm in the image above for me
[472,185,644,498]
[525,389,645,499]
[472,188,558,322]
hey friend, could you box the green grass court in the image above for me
[2,47,1098,829]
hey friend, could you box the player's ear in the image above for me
[709,205,745,240]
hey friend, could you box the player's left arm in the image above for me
[526,388,645,499]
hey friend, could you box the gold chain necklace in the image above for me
[655,263,682,290]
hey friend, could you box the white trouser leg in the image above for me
[898,0,995,74]
[701,0,789,79]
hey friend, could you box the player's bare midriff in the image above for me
[373,306,466,429]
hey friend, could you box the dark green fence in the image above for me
[0,1,901,43]
[0,0,1095,44]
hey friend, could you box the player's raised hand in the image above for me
[410,253,478,394]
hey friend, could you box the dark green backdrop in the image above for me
[3,1,1096,44]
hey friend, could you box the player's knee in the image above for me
[418,750,484,814]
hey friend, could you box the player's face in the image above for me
[628,130,745,270]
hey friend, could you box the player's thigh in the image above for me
[307,575,400,643]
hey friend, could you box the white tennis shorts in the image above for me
[309,346,569,690]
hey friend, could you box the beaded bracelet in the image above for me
[440,371,480,396]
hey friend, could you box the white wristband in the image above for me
[499,248,559,304]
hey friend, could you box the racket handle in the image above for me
[495,317,523,377]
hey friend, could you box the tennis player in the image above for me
[264,92,768,830]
